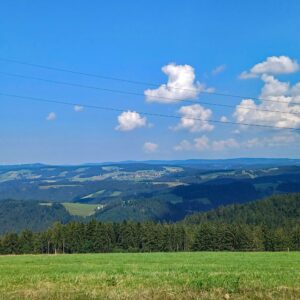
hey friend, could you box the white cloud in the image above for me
[239,72,257,80]
[244,138,260,148]
[212,138,239,151]
[260,74,290,98]
[233,129,241,134]
[194,135,210,150]
[144,63,213,103]
[174,131,297,153]
[143,142,158,153]
[116,111,147,131]
[235,57,300,129]
[240,56,300,79]
[174,104,214,132]
[174,136,239,152]
[291,82,300,97]
[268,134,296,145]
[244,134,297,148]
[74,105,84,112]
[234,74,300,129]
[220,116,229,122]
[174,136,209,152]
[173,139,193,151]
[212,64,226,75]
[46,112,56,121]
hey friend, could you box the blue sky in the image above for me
[1,0,300,164]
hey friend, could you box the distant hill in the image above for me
[136,158,300,169]
[0,200,73,234]
[1,193,300,235]
[2,157,300,170]
[0,161,299,226]
[184,193,300,228]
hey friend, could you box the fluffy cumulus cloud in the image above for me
[116,111,147,131]
[234,56,300,129]
[46,112,56,121]
[174,136,239,152]
[174,104,214,132]
[74,105,84,112]
[143,142,158,153]
[144,63,213,103]
[260,74,290,98]
[240,56,300,79]
[234,77,300,129]
[291,82,300,99]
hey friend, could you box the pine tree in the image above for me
[19,230,34,254]
[1,233,20,254]
[291,225,300,250]
[193,224,217,251]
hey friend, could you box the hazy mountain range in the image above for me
[0,158,299,233]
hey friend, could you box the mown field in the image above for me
[0,252,299,300]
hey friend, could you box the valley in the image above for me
[0,159,300,233]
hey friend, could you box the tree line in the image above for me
[1,220,299,255]
[184,193,300,228]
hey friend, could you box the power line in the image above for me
[1,91,299,131]
[0,71,299,117]
[0,57,299,106]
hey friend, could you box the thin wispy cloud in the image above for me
[174,135,239,152]
[143,142,158,153]
[212,64,226,75]
[74,105,84,112]
[46,112,56,121]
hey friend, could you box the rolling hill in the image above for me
[0,200,73,234]
[0,159,299,229]
[184,193,300,227]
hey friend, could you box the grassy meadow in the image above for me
[62,202,100,217]
[0,252,299,299]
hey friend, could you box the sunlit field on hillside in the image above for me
[0,252,299,299]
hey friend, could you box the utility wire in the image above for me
[1,92,299,131]
[0,57,299,106]
[0,71,299,117]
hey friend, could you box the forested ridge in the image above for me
[184,193,300,227]
[1,194,299,254]
[0,200,73,234]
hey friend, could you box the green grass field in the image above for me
[0,252,299,299]
[62,203,100,217]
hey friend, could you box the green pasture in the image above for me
[0,252,299,299]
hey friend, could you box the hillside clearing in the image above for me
[62,203,101,217]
